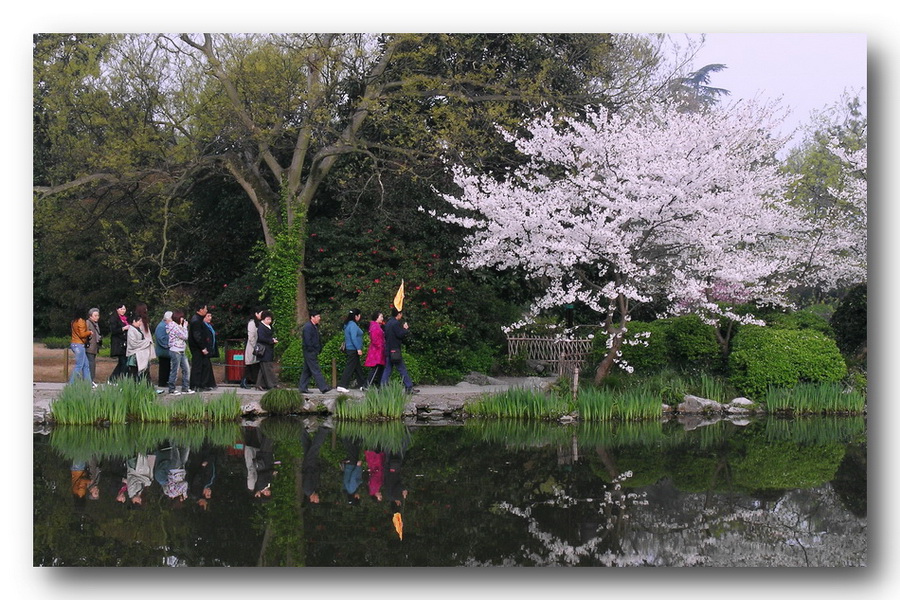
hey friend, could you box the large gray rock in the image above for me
[677,394,723,414]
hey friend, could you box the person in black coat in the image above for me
[187,302,212,391]
[298,309,330,394]
[254,310,279,390]
[107,303,130,382]
[379,308,416,393]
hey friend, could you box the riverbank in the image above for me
[32,376,554,427]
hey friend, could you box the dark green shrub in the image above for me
[766,307,835,337]
[831,283,867,357]
[610,320,669,373]
[665,314,722,372]
[728,326,848,399]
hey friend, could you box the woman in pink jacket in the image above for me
[364,311,386,388]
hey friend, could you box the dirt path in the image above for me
[32,342,230,385]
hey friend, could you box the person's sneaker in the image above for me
[182,389,194,394]
[335,386,349,393]
[171,390,182,396]
[359,386,367,392]
[91,382,98,389]
[156,388,166,394]
[406,387,420,395]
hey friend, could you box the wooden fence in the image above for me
[506,336,594,378]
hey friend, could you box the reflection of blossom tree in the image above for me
[475,476,864,567]
[486,472,650,567]
[617,484,866,566]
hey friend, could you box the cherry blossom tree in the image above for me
[435,100,806,382]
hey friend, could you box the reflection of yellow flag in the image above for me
[393,279,405,312]
[393,512,403,540]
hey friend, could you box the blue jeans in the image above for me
[167,350,191,391]
[68,343,91,384]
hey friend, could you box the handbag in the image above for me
[126,354,137,367]
[389,349,402,365]
[253,343,266,358]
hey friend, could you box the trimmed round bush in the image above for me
[728,325,848,399]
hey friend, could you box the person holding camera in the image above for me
[166,310,193,395]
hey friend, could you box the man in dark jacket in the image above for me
[188,302,211,391]
[298,309,331,394]
[379,308,417,393]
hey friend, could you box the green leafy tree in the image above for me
[33,33,671,348]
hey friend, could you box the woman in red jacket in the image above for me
[364,311,386,388]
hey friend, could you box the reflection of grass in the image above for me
[763,415,867,444]
[463,418,573,447]
[335,420,411,453]
[49,422,241,461]
[49,380,242,424]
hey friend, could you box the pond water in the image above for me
[33,416,866,567]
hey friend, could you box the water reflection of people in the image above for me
[383,430,411,540]
[187,443,218,510]
[365,446,386,502]
[120,453,156,507]
[243,424,278,498]
[301,418,332,504]
[340,435,363,505]
[70,457,101,509]
[155,444,191,505]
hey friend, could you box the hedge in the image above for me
[728,325,847,399]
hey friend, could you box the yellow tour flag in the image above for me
[393,279,405,312]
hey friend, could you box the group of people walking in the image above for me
[67,301,221,394]
[67,300,417,395]
[301,306,418,395]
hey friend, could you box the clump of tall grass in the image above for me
[205,391,242,422]
[576,384,662,422]
[466,387,572,420]
[337,382,409,421]
[51,380,244,424]
[260,388,305,415]
[762,382,866,415]
[51,380,128,425]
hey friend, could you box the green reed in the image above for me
[205,391,242,422]
[51,380,128,425]
[50,379,244,424]
[466,387,572,420]
[336,382,409,420]
[260,388,306,415]
[762,382,866,415]
[576,384,662,422]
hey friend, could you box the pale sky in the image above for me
[679,33,868,150]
